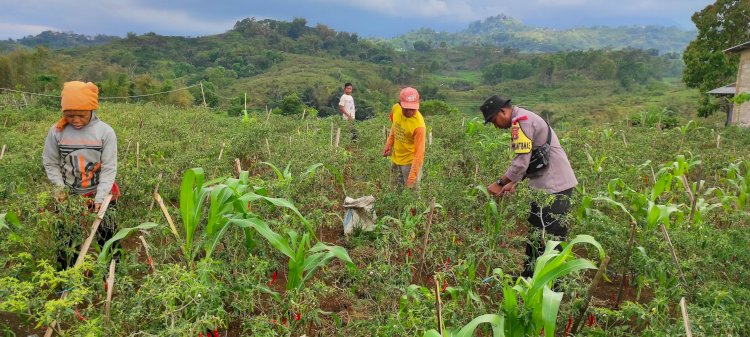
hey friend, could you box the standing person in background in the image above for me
[338,82,358,143]
[382,87,426,189]
[480,94,577,278]
[43,81,120,268]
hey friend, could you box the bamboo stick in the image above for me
[434,274,444,334]
[148,173,163,211]
[154,192,180,240]
[417,199,437,278]
[104,259,116,322]
[218,142,225,160]
[235,158,242,176]
[660,224,687,286]
[335,128,341,147]
[571,256,610,334]
[139,235,156,272]
[680,297,693,337]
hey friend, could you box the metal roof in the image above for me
[724,41,750,53]
[707,83,736,95]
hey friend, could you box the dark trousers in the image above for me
[521,188,573,278]
[57,200,118,269]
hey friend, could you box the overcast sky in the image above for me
[0,0,712,40]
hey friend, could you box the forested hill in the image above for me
[389,14,696,53]
[0,31,120,52]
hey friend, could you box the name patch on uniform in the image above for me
[511,122,532,154]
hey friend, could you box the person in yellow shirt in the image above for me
[382,87,426,189]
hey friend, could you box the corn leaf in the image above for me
[98,222,160,263]
[541,286,563,337]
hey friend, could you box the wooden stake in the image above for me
[330,123,335,146]
[680,297,693,337]
[461,117,465,127]
[572,256,610,334]
[265,138,271,157]
[417,199,437,278]
[265,104,271,124]
[660,223,687,286]
[244,93,247,111]
[335,128,341,147]
[148,173,163,211]
[621,133,627,147]
[123,140,132,164]
[615,220,638,308]
[302,108,306,120]
[136,142,140,169]
[104,259,116,323]
[433,274,445,334]
[716,134,721,149]
[687,168,704,225]
[234,158,242,176]
[45,195,114,337]
[218,142,225,160]
[428,131,433,146]
[139,235,156,272]
[199,82,207,108]
[154,192,180,240]
[289,135,292,147]
[0,144,5,160]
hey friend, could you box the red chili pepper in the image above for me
[104,280,108,293]
[268,270,278,286]
[295,312,301,321]
[442,279,448,293]
[282,318,287,326]
[407,249,412,258]
[645,175,649,184]
[74,308,86,321]
[410,207,417,216]
[564,315,573,335]
[587,314,596,327]
[198,332,203,337]
[270,319,276,324]
[212,329,219,337]
[148,256,154,268]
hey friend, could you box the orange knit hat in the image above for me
[56,81,99,131]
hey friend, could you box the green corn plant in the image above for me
[474,185,503,237]
[445,255,483,308]
[162,168,311,265]
[424,314,505,337]
[498,235,604,337]
[720,160,750,211]
[98,222,160,263]
[231,218,354,290]
[429,236,604,337]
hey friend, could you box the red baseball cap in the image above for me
[399,87,420,110]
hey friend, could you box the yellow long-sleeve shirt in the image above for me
[385,103,426,186]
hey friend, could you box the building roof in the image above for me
[707,83,736,95]
[724,41,750,53]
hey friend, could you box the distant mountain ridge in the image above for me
[389,14,696,53]
[0,31,120,52]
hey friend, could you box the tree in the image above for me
[279,92,305,116]
[683,0,750,117]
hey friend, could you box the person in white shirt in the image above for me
[338,82,358,143]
